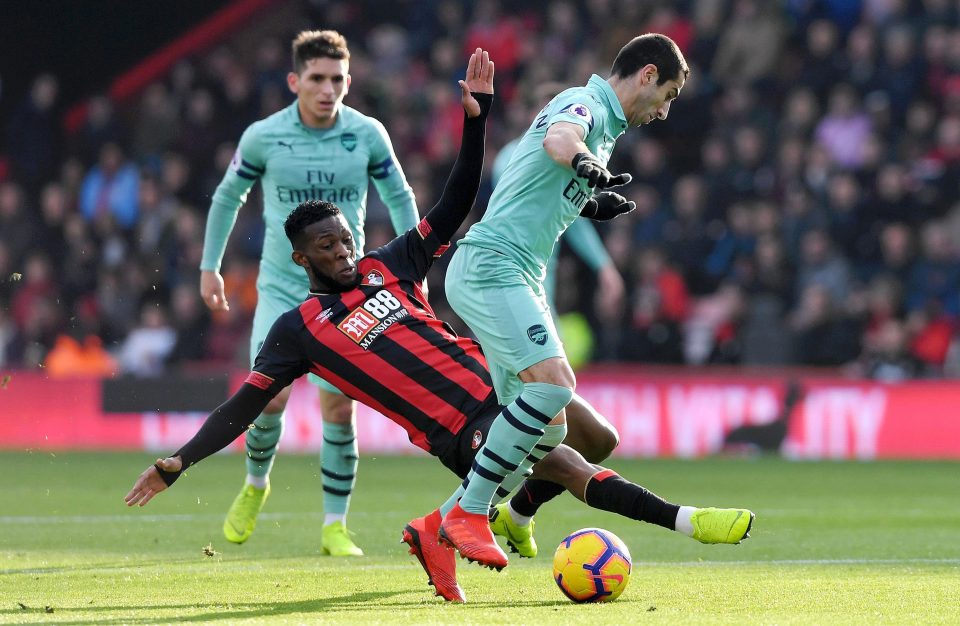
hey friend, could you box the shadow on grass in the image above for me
[1,593,577,623]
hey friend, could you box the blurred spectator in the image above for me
[859,221,916,285]
[5,74,60,193]
[795,228,853,304]
[795,19,846,100]
[852,318,922,381]
[164,283,211,366]
[131,83,179,163]
[663,174,714,294]
[878,25,922,123]
[815,83,873,170]
[705,202,756,286]
[711,0,785,88]
[684,282,746,365]
[621,246,689,363]
[844,24,881,95]
[78,142,140,231]
[788,283,861,365]
[116,301,177,377]
[0,182,36,266]
[74,96,122,166]
[905,220,960,317]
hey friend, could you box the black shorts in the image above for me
[438,407,498,479]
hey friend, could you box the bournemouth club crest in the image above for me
[471,429,483,450]
[361,270,384,287]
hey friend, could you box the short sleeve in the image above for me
[546,91,605,141]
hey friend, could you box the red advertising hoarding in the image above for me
[2,370,959,459]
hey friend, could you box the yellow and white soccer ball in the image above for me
[553,527,632,603]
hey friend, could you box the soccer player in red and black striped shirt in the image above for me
[126,50,753,603]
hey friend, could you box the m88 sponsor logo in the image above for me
[337,290,409,348]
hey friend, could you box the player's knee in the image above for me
[520,357,577,391]
[595,422,619,459]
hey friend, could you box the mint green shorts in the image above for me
[445,243,564,404]
[250,281,342,394]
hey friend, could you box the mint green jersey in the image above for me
[200,101,418,292]
[460,74,627,284]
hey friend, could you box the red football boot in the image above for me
[402,509,466,602]
[438,503,509,571]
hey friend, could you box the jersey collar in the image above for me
[588,74,628,134]
[288,101,347,133]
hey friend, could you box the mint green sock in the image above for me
[321,422,358,516]
[494,423,567,502]
[456,382,573,515]
[245,411,284,477]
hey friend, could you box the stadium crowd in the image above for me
[2,0,960,381]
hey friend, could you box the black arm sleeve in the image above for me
[422,93,492,244]
[155,384,273,486]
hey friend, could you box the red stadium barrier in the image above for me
[2,370,959,459]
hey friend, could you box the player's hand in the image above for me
[572,153,632,189]
[460,47,494,118]
[124,456,182,507]
[580,191,636,221]
[200,270,229,311]
[200,270,230,311]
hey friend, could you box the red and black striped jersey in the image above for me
[245,218,499,455]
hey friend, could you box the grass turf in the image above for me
[1,452,959,624]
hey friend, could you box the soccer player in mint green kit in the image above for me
[439,33,753,569]
[199,30,418,555]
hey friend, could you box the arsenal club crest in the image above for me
[340,132,358,151]
[361,270,384,286]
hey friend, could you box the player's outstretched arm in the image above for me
[123,384,274,507]
[423,48,494,244]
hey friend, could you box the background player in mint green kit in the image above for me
[438,34,690,568]
[199,30,418,555]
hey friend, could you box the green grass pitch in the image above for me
[2,452,959,624]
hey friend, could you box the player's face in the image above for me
[294,215,358,290]
[626,65,684,127]
[288,57,351,129]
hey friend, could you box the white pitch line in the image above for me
[0,511,418,525]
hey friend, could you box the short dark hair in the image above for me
[284,200,342,247]
[292,30,350,73]
[611,33,689,85]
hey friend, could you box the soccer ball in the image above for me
[553,527,632,603]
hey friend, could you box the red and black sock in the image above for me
[583,469,679,530]
[508,478,566,517]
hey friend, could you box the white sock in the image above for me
[507,501,532,527]
[324,513,346,527]
[675,505,697,536]
[246,474,268,489]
